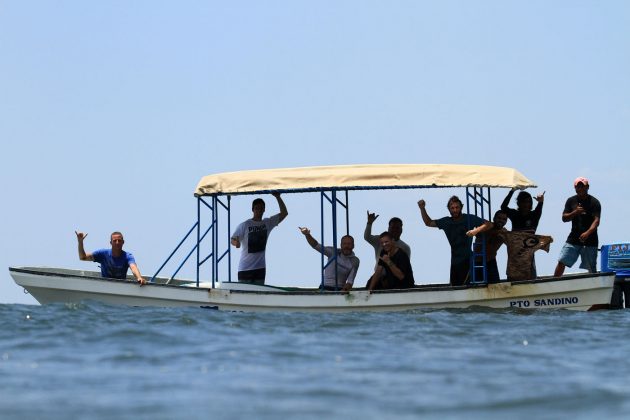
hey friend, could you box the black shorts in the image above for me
[238,268,266,285]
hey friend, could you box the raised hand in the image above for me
[366,210,379,224]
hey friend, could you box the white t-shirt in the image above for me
[232,214,281,271]
[315,244,360,288]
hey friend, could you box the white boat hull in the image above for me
[10,267,614,312]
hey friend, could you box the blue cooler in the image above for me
[601,243,630,308]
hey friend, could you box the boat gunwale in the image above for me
[9,266,615,296]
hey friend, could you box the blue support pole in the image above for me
[228,196,232,283]
[319,191,325,289]
[332,189,339,289]
[196,196,201,287]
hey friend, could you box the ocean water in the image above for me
[2,302,630,420]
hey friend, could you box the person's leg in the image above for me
[555,243,580,277]
[450,261,470,286]
[486,259,500,283]
[237,268,266,285]
[579,247,598,273]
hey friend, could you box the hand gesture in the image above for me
[366,210,379,224]
[575,204,586,216]
[417,199,426,209]
[535,191,545,203]
[298,226,311,236]
[466,227,478,237]
[75,231,88,241]
[379,253,392,266]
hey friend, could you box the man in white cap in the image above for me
[554,177,601,276]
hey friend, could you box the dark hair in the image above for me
[341,235,354,244]
[493,210,507,218]
[446,195,463,209]
[110,231,124,240]
[252,198,265,210]
[379,231,392,239]
[389,217,403,226]
[516,191,532,204]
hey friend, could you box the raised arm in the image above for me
[75,231,94,261]
[273,192,288,222]
[417,200,437,228]
[501,188,515,211]
[299,227,319,249]
[466,221,493,237]
[364,210,379,240]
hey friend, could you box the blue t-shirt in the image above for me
[436,214,485,265]
[92,249,136,279]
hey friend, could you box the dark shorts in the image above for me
[238,268,266,285]
[450,260,470,286]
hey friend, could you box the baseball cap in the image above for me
[574,177,589,187]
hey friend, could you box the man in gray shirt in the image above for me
[364,211,411,260]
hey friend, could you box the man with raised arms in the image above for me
[299,227,359,291]
[418,196,492,286]
[75,230,146,284]
[231,192,288,285]
[364,211,411,260]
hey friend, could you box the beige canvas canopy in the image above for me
[194,164,536,196]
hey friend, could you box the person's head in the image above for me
[110,231,124,251]
[251,198,266,219]
[516,191,533,212]
[493,210,508,229]
[340,235,355,256]
[446,196,463,218]
[388,217,403,241]
[574,177,589,198]
[379,231,394,252]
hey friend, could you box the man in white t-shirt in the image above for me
[231,192,288,285]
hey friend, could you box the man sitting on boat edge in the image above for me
[299,227,359,291]
[75,230,146,285]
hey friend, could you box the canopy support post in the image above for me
[467,187,492,284]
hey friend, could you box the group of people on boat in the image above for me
[75,176,601,291]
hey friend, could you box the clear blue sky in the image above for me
[1,1,629,304]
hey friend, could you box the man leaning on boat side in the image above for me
[553,177,601,277]
[299,227,359,291]
[364,211,411,259]
[75,231,146,285]
[417,196,492,286]
[231,192,288,285]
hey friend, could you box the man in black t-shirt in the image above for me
[554,177,601,276]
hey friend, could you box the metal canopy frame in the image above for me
[153,186,496,288]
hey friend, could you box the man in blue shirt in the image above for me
[75,230,146,284]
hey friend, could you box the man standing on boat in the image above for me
[75,231,146,284]
[364,212,411,259]
[554,177,601,276]
[231,192,288,285]
[299,227,359,291]
[417,196,492,286]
